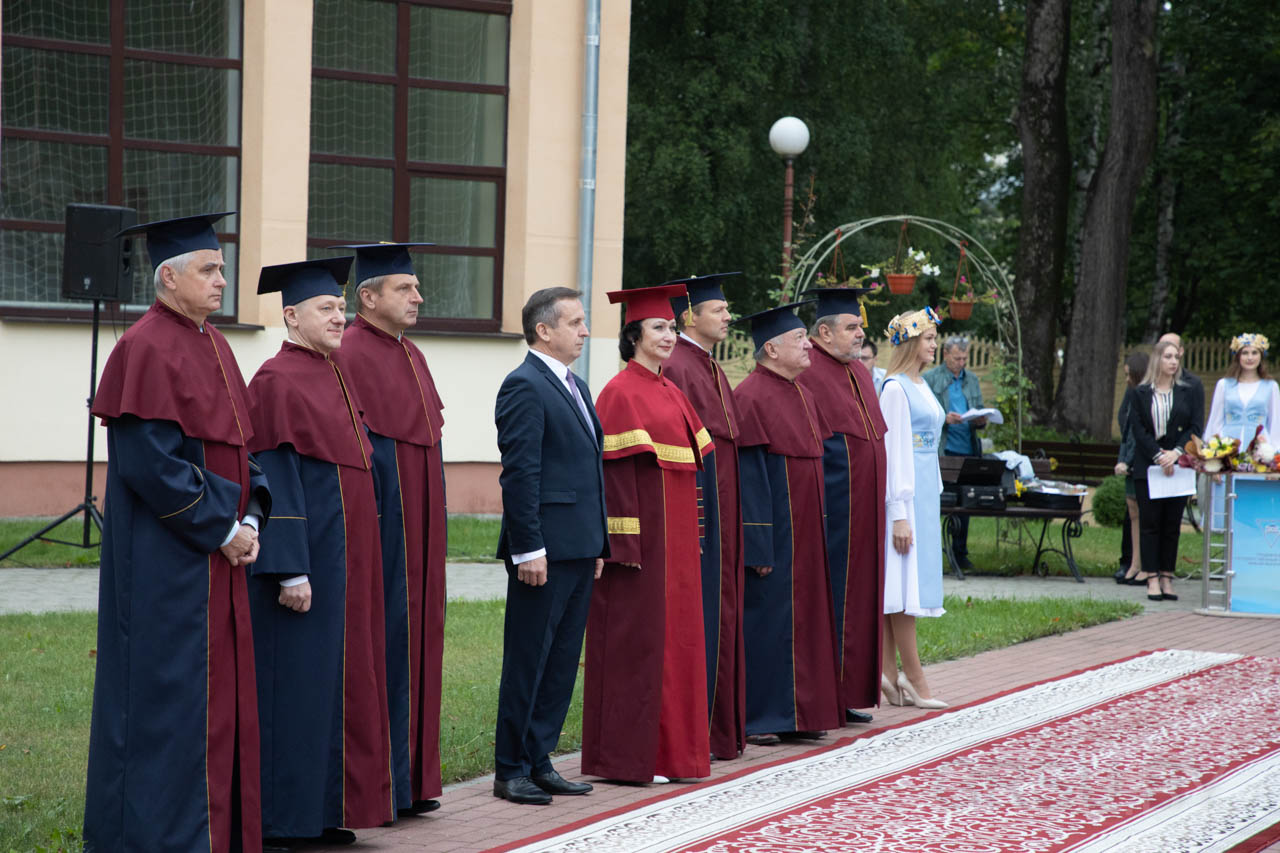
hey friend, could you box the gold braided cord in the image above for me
[602,428,698,464]
[607,516,641,535]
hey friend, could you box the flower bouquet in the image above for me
[1180,434,1241,473]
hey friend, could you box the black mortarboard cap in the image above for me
[810,286,874,318]
[115,211,232,268]
[256,257,354,306]
[332,242,435,287]
[662,271,741,317]
[733,300,814,352]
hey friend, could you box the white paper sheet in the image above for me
[961,407,1004,424]
[1146,465,1196,498]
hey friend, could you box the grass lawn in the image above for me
[0,594,1137,852]
[959,516,1205,579]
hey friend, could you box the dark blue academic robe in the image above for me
[734,365,843,736]
[85,301,269,853]
[246,343,393,838]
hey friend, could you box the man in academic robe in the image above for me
[84,212,271,853]
[336,243,446,817]
[661,272,747,761]
[732,303,844,744]
[245,258,393,846]
[796,288,888,724]
[493,287,608,805]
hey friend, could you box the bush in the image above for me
[1092,475,1128,527]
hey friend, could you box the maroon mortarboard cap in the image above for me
[606,284,689,324]
[116,211,233,268]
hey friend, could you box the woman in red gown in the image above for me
[581,284,714,784]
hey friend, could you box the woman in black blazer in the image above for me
[1127,341,1203,601]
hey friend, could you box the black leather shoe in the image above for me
[262,841,294,853]
[845,708,873,724]
[746,733,781,746]
[532,769,593,796]
[320,828,356,845]
[779,730,827,740]
[494,776,553,805]
[398,798,441,816]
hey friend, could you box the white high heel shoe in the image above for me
[897,673,948,710]
[881,673,906,706]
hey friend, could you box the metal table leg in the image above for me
[943,513,966,580]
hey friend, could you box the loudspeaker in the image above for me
[61,203,138,302]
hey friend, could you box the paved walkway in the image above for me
[0,563,1205,615]
[5,567,1275,851]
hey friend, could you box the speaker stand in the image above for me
[1,300,106,563]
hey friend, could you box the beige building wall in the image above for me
[0,0,631,517]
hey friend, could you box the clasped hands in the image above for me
[219,524,259,567]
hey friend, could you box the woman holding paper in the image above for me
[1127,340,1203,602]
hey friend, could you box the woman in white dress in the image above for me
[879,307,948,710]
[1204,333,1280,529]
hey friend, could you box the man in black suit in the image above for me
[493,287,609,805]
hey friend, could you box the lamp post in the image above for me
[769,116,810,287]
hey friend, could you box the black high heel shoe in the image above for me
[1146,576,1163,602]
[1160,572,1178,601]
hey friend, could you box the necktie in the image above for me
[566,368,593,433]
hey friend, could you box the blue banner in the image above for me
[1228,475,1280,614]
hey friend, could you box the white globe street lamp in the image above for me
[769,117,810,283]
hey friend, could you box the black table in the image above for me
[940,504,1085,583]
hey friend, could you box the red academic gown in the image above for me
[245,342,393,836]
[661,336,747,759]
[796,346,888,711]
[85,300,267,853]
[582,359,714,782]
[734,364,843,736]
[339,314,447,808]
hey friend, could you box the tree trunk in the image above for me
[1054,0,1160,438]
[1143,58,1188,342]
[1013,0,1073,423]
[1069,0,1111,280]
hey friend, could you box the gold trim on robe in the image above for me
[607,516,641,535]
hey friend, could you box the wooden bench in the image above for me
[1021,439,1120,487]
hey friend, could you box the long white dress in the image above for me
[881,375,946,617]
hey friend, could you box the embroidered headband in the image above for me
[1231,332,1270,355]
[885,306,941,346]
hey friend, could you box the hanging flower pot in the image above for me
[947,299,974,321]
[885,273,917,295]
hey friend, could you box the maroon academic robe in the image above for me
[734,364,843,735]
[246,342,393,833]
[797,345,888,711]
[582,359,714,782]
[85,300,265,853]
[661,335,747,759]
[339,314,447,807]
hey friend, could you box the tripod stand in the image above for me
[0,299,107,563]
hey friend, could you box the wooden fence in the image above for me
[712,334,1245,440]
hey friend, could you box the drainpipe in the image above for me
[575,0,601,382]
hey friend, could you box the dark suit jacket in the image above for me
[1127,382,1203,479]
[495,351,608,567]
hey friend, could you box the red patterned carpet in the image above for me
[490,651,1280,853]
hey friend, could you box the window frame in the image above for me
[0,0,245,323]
[307,0,511,334]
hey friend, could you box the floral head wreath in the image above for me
[1231,332,1270,355]
[885,306,941,346]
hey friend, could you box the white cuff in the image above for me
[279,575,308,587]
[511,548,547,566]
[220,521,240,548]
[241,514,260,532]
[887,500,908,522]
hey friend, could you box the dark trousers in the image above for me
[944,449,970,558]
[493,557,594,780]
[1119,503,1133,568]
[1133,478,1187,576]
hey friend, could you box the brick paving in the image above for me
[335,609,1280,853]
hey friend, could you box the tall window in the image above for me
[308,0,509,332]
[0,0,243,317]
